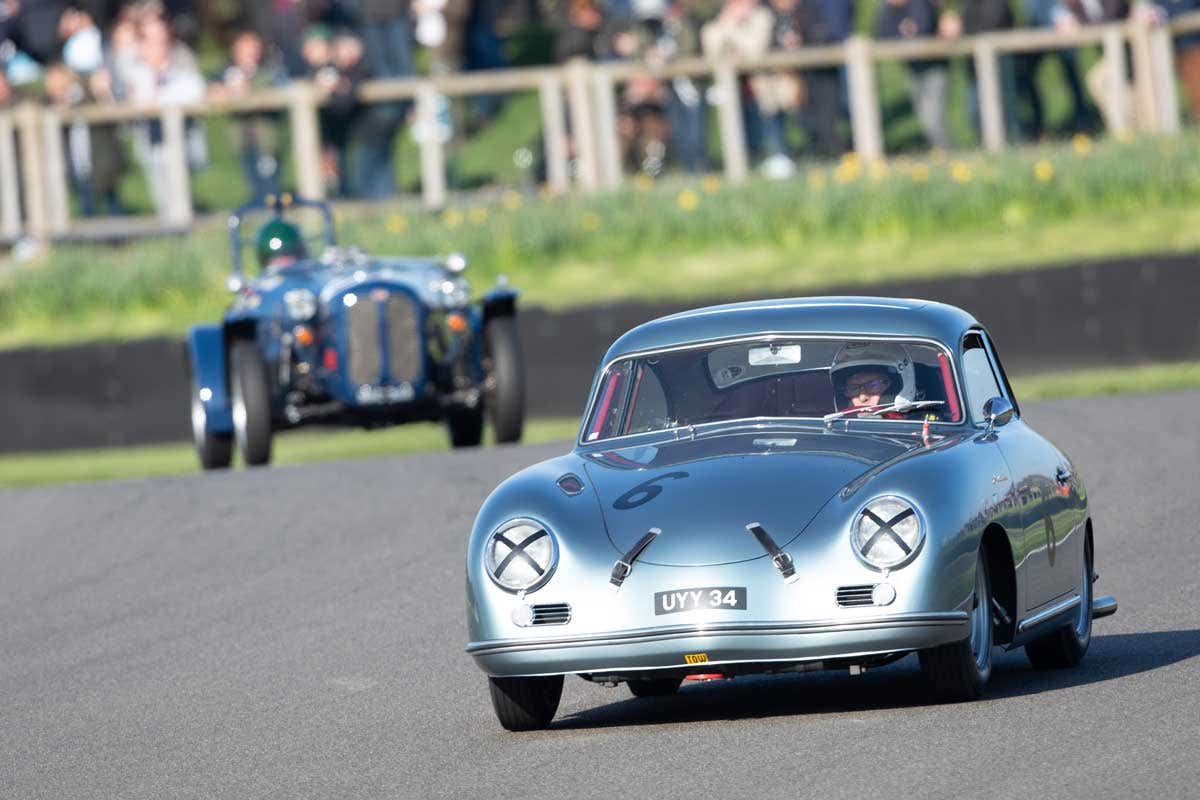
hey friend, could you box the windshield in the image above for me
[583,337,963,442]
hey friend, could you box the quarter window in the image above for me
[961,334,1004,422]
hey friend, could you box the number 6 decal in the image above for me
[613,471,689,510]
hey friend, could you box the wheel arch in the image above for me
[981,522,1017,645]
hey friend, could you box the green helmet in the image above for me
[255,218,307,268]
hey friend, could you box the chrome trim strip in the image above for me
[576,333,968,448]
[1017,594,1082,633]
[466,611,969,656]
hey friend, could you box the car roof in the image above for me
[602,297,980,363]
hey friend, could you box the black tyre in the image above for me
[1025,537,1093,670]
[230,339,273,467]
[483,316,525,444]
[627,676,683,698]
[487,675,563,731]
[446,405,484,448]
[189,369,232,471]
[919,549,993,702]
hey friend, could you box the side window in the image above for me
[625,365,669,435]
[981,332,1020,417]
[961,334,1003,422]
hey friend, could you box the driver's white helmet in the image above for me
[830,342,917,405]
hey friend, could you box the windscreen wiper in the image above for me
[610,528,661,591]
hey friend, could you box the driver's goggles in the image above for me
[843,377,891,396]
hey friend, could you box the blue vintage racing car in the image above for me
[186,196,524,469]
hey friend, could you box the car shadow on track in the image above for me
[551,629,1200,730]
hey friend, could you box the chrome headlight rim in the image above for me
[849,494,925,572]
[483,517,559,594]
[283,288,318,321]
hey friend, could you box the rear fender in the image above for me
[187,324,233,434]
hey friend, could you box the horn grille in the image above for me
[836,585,877,608]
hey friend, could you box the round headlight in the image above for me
[284,289,318,321]
[851,496,924,570]
[485,519,558,593]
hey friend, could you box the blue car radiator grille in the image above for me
[531,603,571,625]
[344,291,422,387]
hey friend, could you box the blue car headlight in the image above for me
[850,496,924,571]
[284,289,318,321]
[485,519,558,593]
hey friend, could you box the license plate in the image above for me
[654,587,747,615]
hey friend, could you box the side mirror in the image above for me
[982,396,1015,432]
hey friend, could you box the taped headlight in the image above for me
[851,496,924,570]
[284,289,318,321]
[485,519,558,593]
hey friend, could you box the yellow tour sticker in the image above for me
[683,653,709,665]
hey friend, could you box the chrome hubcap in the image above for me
[191,393,207,449]
[231,373,247,453]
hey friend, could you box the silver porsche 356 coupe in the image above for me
[466,297,1117,730]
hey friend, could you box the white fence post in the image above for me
[713,61,749,183]
[538,75,570,193]
[564,58,599,192]
[973,40,1005,152]
[0,112,20,240]
[15,103,47,239]
[416,83,447,209]
[845,36,884,162]
[41,110,70,234]
[1148,23,1180,133]
[591,67,623,190]
[1102,27,1132,137]
[289,81,324,200]
[160,103,193,226]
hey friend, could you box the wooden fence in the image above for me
[2,12,1199,244]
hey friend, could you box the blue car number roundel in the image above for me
[654,587,747,615]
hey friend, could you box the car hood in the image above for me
[580,428,915,567]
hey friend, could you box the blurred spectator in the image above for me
[955,0,1021,142]
[661,2,709,172]
[350,0,414,199]
[1017,0,1098,137]
[416,0,471,73]
[612,3,674,175]
[701,0,774,159]
[547,0,616,61]
[5,0,68,64]
[0,70,13,108]
[1054,0,1135,131]
[757,0,807,177]
[210,30,289,201]
[876,0,952,150]
[250,0,309,77]
[44,62,126,216]
[793,0,853,159]
[123,10,207,217]
[303,24,366,197]
[464,0,510,125]
[1159,0,1200,123]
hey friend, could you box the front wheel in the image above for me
[488,675,563,731]
[446,405,484,449]
[230,340,273,467]
[190,390,233,471]
[1025,537,1093,669]
[919,548,993,702]
[483,316,525,444]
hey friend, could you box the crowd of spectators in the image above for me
[2,0,1199,217]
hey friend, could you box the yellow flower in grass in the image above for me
[1116,128,1135,144]
[701,175,722,194]
[1072,133,1093,155]
[869,159,889,182]
[386,213,408,235]
[676,189,700,212]
[1034,159,1055,183]
[580,211,602,232]
[501,190,523,211]
[834,159,861,184]
[807,170,827,190]
[950,161,973,183]
[468,207,488,226]
[441,208,463,229]
[911,163,930,182]
[633,173,654,192]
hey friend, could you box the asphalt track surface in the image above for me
[2,391,1198,800]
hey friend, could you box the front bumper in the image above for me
[466,611,969,677]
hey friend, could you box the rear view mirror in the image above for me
[983,396,1014,431]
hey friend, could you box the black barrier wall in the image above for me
[1,252,1197,453]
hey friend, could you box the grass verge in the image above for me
[3,361,1198,489]
[3,131,1200,350]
